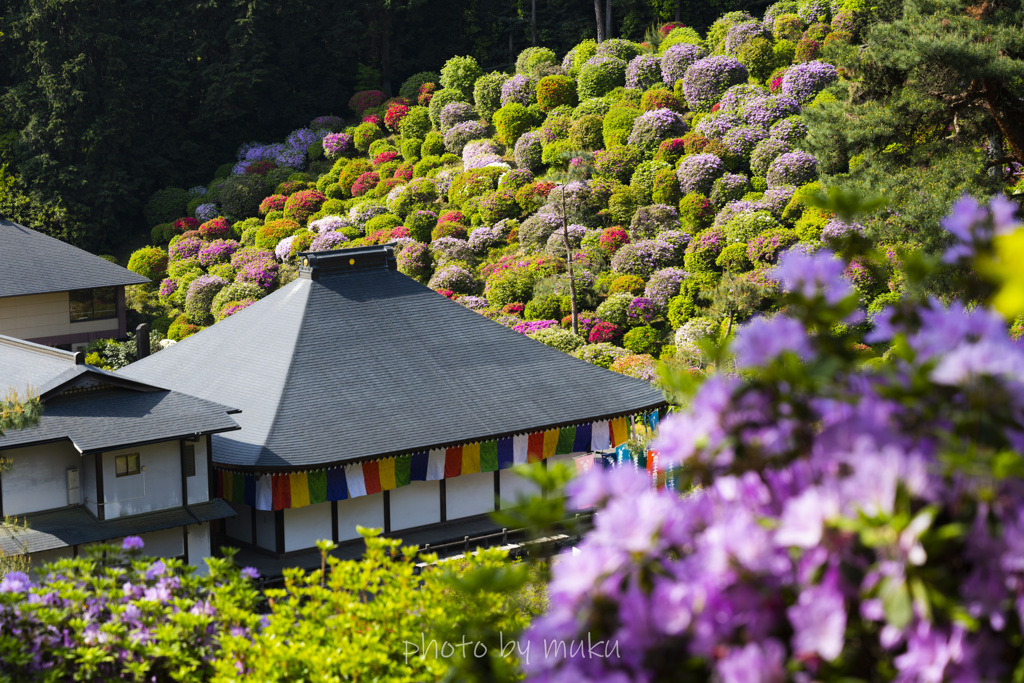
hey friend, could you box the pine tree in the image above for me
[803,0,1023,251]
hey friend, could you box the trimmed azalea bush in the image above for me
[572,341,629,368]
[536,75,578,112]
[622,324,663,355]
[578,56,627,99]
[283,189,326,224]
[677,154,728,196]
[628,109,688,156]
[473,71,510,120]
[781,59,838,103]
[440,55,483,100]
[682,56,748,112]
[527,327,585,353]
[625,54,663,91]
[127,247,168,284]
[184,274,227,325]
[767,150,819,187]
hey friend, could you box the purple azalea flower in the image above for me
[733,315,812,368]
[121,536,145,552]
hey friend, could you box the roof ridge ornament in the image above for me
[298,244,398,280]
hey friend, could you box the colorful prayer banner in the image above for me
[480,440,499,472]
[378,457,397,491]
[591,420,611,451]
[542,429,559,459]
[326,468,348,501]
[272,474,291,510]
[426,449,446,480]
[555,425,576,455]
[497,437,514,470]
[308,470,328,504]
[527,432,545,463]
[512,434,529,465]
[363,461,381,495]
[396,455,412,487]
[410,452,429,481]
[610,417,629,446]
[572,423,592,452]
[444,446,462,478]
[462,442,481,475]
[214,411,664,511]
[344,463,366,497]
[256,475,273,511]
[290,471,310,508]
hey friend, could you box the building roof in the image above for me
[0,219,149,298]
[0,499,235,556]
[0,335,240,453]
[118,245,668,471]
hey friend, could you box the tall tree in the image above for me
[803,0,1022,252]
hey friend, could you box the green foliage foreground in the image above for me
[0,531,543,682]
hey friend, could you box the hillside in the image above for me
[116,0,1022,380]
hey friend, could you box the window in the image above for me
[69,287,117,322]
[183,443,196,477]
[115,453,141,477]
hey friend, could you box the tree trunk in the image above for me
[531,0,537,46]
[594,0,605,42]
[981,77,1024,166]
[605,0,612,40]
[560,192,579,336]
[676,0,681,21]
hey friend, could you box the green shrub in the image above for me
[474,71,511,120]
[144,187,188,226]
[723,210,784,243]
[747,227,799,264]
[427,88,465,129]
[623,325,663,356]
[127,247,168,284]
[652,168,682,206]
[448,167,502,206]
[440,55,483,100]
[528,327,584,353]
[399,71,439,99]
[354,122,383,154]
[255,219,301,250]
[536,75,578,111]
[715,242,753,273]
[338,159,373,196]
[659,26,704,53]
[609,274,646,296]
[404,210,437,242]
[283,189,327,225]
[516,46,558,77]
[168,313,201,341]
[737,37,776,81]
[422,131,446,157]
[492,103,533,147]
[772,39,797,67]
[478,190,519,224]
[794,206,831,241]
[217,175,267,220]
[568,40,599,77]
[525,294,564,320]
[398,106,432,140]
[595,292,633,326]
[569,115,604,151]
[400,137,423,162]
[608,186,640,225]
[577,58,627,99]
[365,213,403,239]
[541,139,575,169]
[678,192,715,231]
[602,103,641,148]
[630,161,671,205]
[595,145,642,184]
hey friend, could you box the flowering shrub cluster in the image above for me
[525,198,1024,683]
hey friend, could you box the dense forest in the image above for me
[0,0,765,252]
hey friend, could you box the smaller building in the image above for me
[0,334,239,569]
[0,219,149,350]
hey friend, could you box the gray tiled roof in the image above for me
[0,219,149,298]
[0,499,235,555]
[119,246,668,470]
[0,334,240,452]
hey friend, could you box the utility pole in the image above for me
[560,190,579,336]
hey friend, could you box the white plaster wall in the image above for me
[81,453,98,517]
[187,523,212,574]
[138,527,184,558]
[1,442,83,515]
[29,546,73,569]
[336,494,385,542]
[284,502,333,553]
[185,439,209,505]
[254,508,276,551]
[446,472,495,519]
[390,481,441,531]
[0,292,118,340]
[224,501,252,543]
[498,469,541,509]
[102,442,182,518]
